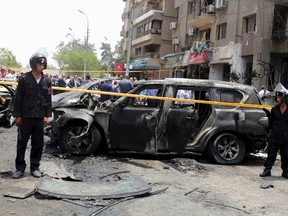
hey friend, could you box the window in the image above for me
[131,85,163,108]
[176,7,179,20]
[200,29,211,41]
[243,15,256,33]
[151,20,161,30]
[188,1,196,14]
[217,90,243,108]
[217,23,227,40]
[135,47,142,55]
[136,26,142,38]
[174,88,194,108]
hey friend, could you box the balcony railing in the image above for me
[136,5,163,18]
[135,52,160,59]
[136,29,162,39]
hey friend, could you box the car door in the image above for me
[108,85,164,153]
[165,86,199,153]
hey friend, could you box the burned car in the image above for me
[52,77,119,110]
[0,83,15,127]
[50,78,269,165]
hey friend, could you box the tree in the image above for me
[113,40,127,64]
[100,38,113,69]
[99,39,126,72]
[0,48,22,68]
[53,39,104,78]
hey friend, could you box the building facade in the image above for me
[121,0,288,90]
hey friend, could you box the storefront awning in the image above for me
[189,51,210,65]
[161,52,184,68]
[131,59,159,70]
[209,59,232,65]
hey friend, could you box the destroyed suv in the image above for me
[51,78,269,165]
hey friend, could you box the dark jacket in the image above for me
[269,104,288,144]
[13,71,52,118]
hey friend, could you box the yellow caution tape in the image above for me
[0,81,273,109]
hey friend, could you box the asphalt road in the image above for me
[0,125,287,216]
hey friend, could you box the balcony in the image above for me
[135,5,163,24]
[188,4,215,28]
[133,29,162,46]
[136,29,161,39]
[188,15,215,29]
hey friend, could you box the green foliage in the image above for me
[53,39,104,77]
[99,39,126,71]
[0,48,22,68]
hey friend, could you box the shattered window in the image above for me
[174,88,195,108]
[131,85,163,108]
[217,90,243,108]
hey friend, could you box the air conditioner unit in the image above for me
[192,41,205,50]
[172,37,180,45]
[188,28,198,36]
[192,41,199,50]
[170,21,177,30]
[206,4,215,13]
[216,0,227,9]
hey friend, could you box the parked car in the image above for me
[0,83,15,127]
[50,78,269,165]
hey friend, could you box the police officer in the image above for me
[12,53,52,179]
[260,90,288,179]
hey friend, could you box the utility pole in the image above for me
[78,10,89,79]
[126,0,135,76]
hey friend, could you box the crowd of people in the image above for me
[46,73,138,96]
[0,68,17,81]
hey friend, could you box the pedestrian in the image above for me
[260,89,288,179]
[12,53,52,179]
[82,74,92,85]
[68,74,80,88]
[99,80,114,102]
[258,85,270,100]
[118,74,133,93]
[55,74,67,94]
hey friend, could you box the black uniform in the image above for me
[13,71,52,172]
[264,104,288,173]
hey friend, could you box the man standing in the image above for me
[12,53,52,179]
[260,90,288,179]
[119,74,133,93]
[99,80,114,102]
[55,74,67,94]
[258,85,270,100]
[68,75,80,88]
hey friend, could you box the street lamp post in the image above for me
[68,28,75,49]
[78,9,89,80]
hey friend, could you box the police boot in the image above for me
[281,172,288,179]
[260,168,271,177]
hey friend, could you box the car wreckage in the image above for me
[0,83,15,127]
[49,78,270,165]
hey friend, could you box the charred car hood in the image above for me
[52,91,85,109]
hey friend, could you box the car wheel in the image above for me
[59,124,101,155]
[209,133,246,165]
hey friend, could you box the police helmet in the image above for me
[29,53,47,70]
[275,90,285,98]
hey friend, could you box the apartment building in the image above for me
[121,0,177,79]
[121,0,288,90]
